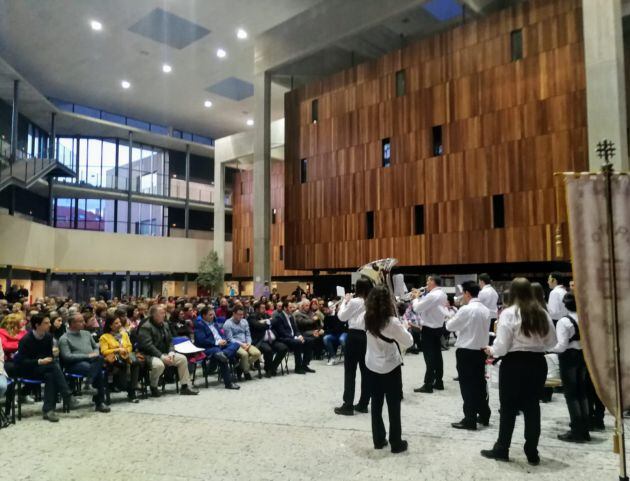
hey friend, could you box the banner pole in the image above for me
[599,141,627,481]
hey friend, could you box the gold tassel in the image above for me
[614,431,620,454]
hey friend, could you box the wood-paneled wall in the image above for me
[232,162,310,278]
[283,0,586,271]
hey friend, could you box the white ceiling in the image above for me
[0,0,320,140]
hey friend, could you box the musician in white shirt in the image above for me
[481,278,557,465]
[334,278,373,416]
[445,281,491,430]
[412,274,447,393]
[552,292,591,443]
[478,273,499,335]
[364,285,413,453]
[547,271,569,324]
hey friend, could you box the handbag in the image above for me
[263,328,276,343]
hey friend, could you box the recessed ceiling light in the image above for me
[246,119,254,126]
[162,64,172,73]
[90,20,103,31]
[216,48,227,59]
[236,28,248,40]
[121,80,131,89]
[204,100,213,108]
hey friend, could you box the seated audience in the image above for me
[323,304,347,365]
[137,305,199,397]
[294,299,325,359]
[100,315,141,403]
[0,339,7,400]
[223,306,262,380]
[271,302,315,374]
[59,313,111,413]
[194,307,240,390]
[15,313,76,422]
[249,302,287,377]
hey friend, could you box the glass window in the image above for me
[511,29,523,61]
[55,198,75,228]
[78,138,89,183]
[57,137,77,172]
[382,138,391,167]
[366,211,375,239]
[432,126,443,156]
[492,195,505,228]
[118,142,129,190]
[117,200,129,233]
[86,139,102,187]
[414,205,424,235]
[395,70,406,97]
[102,140,117,189]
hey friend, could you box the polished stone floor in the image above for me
[0,348,620,481]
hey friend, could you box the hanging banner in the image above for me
[565,173,630,416]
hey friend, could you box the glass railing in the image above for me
[0,138,75,184]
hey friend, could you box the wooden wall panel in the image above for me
[231,0,586,275]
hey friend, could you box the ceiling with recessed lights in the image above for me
[0,0,320,139]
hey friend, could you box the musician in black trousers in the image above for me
[481,278,557,465]
[364,285,414,453]
[334,278,373,416]
[445,281,491,430]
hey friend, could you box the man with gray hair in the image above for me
[138,305,198,397]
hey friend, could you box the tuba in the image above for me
[356,258,399,291]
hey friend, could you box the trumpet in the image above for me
[397,287,426,302]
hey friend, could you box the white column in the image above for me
[582,0,629,171]
[213,159,226,265]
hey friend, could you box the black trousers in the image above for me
[421,326,443,385]
[495,352,547,455]
[278,338,312,370]
[110,359,141,393]
[65,357,107,405]
[456,348,490,424]
[559,349,589,436]
[257,340,288,372]
[368,365,403,447]
[585,372,605,422]
[18,362,71,413]
[343,329,369,408]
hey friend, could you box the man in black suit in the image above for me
[271,302,314,374]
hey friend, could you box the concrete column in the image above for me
[127,131,133,234]
[582,0,629,171]
[125,270,131,298]
[6,265,13,291]
[48,177,54,226]
[253,71,272,295]
[183,273,189,296]
[184,144,190,237]
[45,268,52,295]
[10,80,19,162]
[213,159,226,265]
[49,112,56,159]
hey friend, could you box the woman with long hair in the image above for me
[481,278,557,465]
[100,314,141,403]
[531,282,547,310]
[364,285,413,453]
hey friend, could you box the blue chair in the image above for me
[16,378,44,420]
[1,378,15,426]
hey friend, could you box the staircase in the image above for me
[0,155,75,193]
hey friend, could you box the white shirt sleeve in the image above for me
[489,311,515,358]
[445,306,468,333]
[412,291,439,315]
[383,317,414,350]
[337,298,363,323]
[547,288,566,319]
[552,317,572,353]
[543,315,558,350]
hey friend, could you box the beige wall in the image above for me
[0,214,232,274]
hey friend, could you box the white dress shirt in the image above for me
[547,285,568,320]
[478,284,499,319]
[445,298,490,350]
[489,305,557,358]
[337,297,365,330]
[365,317,414,374]
[552,312,581,353]
[412,287,448,328]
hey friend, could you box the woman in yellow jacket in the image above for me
[100,315,141,403]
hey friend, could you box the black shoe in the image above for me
[95,404,111,413]
[64,396,80,410]
[589,419,605,431]
[526,453,540,466]
[225,383,241,390]
[43,410,60,422]
[264,371,273,378]
[150,387,161,398]
[391,440,408,454]
[480,449,509,462]
[214,352,228,364]
[477,415,490,427]
[180,385,199,396]
[244,372,252,381]
[354,404,368,413]
[451,420,476,430]
[334,405,354,416]
[374,440,388,449]
[433,381,444,390]
[295,369,306,374]
[414,384,433,394]
[304,367,316,373]
[127,396,140,404]
[557,431,587,443]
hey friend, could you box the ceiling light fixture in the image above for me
[204,100,213,108]
[216,48,227,59]
[162,64,172,73]
[246,119,254,126]
[121,80,131,89]
[90,20,103,31]
[236,28,248,40]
